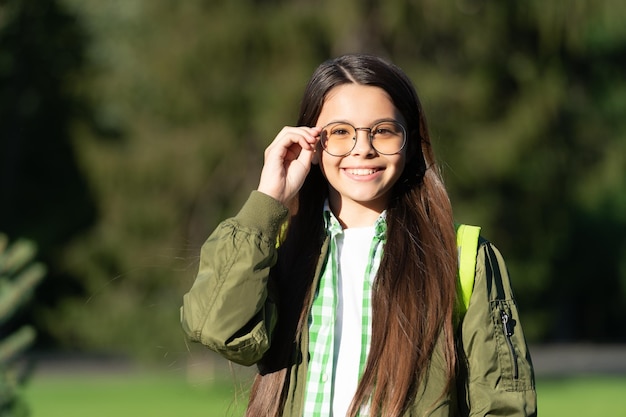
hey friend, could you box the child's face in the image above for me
[315,83,407,222]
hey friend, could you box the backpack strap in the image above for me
[455,224,481,316]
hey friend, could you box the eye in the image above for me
[373,122,403,137]
[327,123,354,138]
[332,128,351,136]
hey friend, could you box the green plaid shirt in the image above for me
[303,205,386,417]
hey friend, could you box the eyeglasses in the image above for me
[319,120,407,157]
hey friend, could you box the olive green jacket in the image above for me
[181,191,537,416]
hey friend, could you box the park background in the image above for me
[1,0,626,415]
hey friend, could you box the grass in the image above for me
[24,370,626,417]
[537,375,626,416]
[24,371,249,417]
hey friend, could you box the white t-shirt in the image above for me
[332,225,376,417]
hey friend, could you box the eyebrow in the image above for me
[323,117,401,126]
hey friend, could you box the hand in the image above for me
[257,126,321,207]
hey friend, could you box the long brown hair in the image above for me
[246,54,458,417]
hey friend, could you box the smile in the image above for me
[344,168,380,176]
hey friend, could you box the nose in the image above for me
[351,128,375,156]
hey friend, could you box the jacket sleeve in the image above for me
[458,240,537,417]
[180,191,289,366]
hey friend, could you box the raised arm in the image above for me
[180,191,288,366]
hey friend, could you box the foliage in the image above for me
[1,0,626,360]
[0,0,96,351]
[0,234,46,417]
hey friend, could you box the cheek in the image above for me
[390,155,408,181]
[395,152,408,171]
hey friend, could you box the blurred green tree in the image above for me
[0,0,96,347]
[1,0,624,362]
[405,0,626,341]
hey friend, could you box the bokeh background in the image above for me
[2,0,626,415]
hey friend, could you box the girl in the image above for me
[181,54,536,416]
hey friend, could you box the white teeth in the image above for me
[346,168,377,175]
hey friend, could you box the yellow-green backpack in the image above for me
[455,224,481,317]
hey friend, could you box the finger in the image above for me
[276,126,320,150]
[296,145,316,168]
[302,126,322,148]
[265,137,307,165]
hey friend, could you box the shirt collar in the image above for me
[322,199,387,241]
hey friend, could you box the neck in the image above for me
[328,197,385,229]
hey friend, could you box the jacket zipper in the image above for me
[500,309,519,379]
